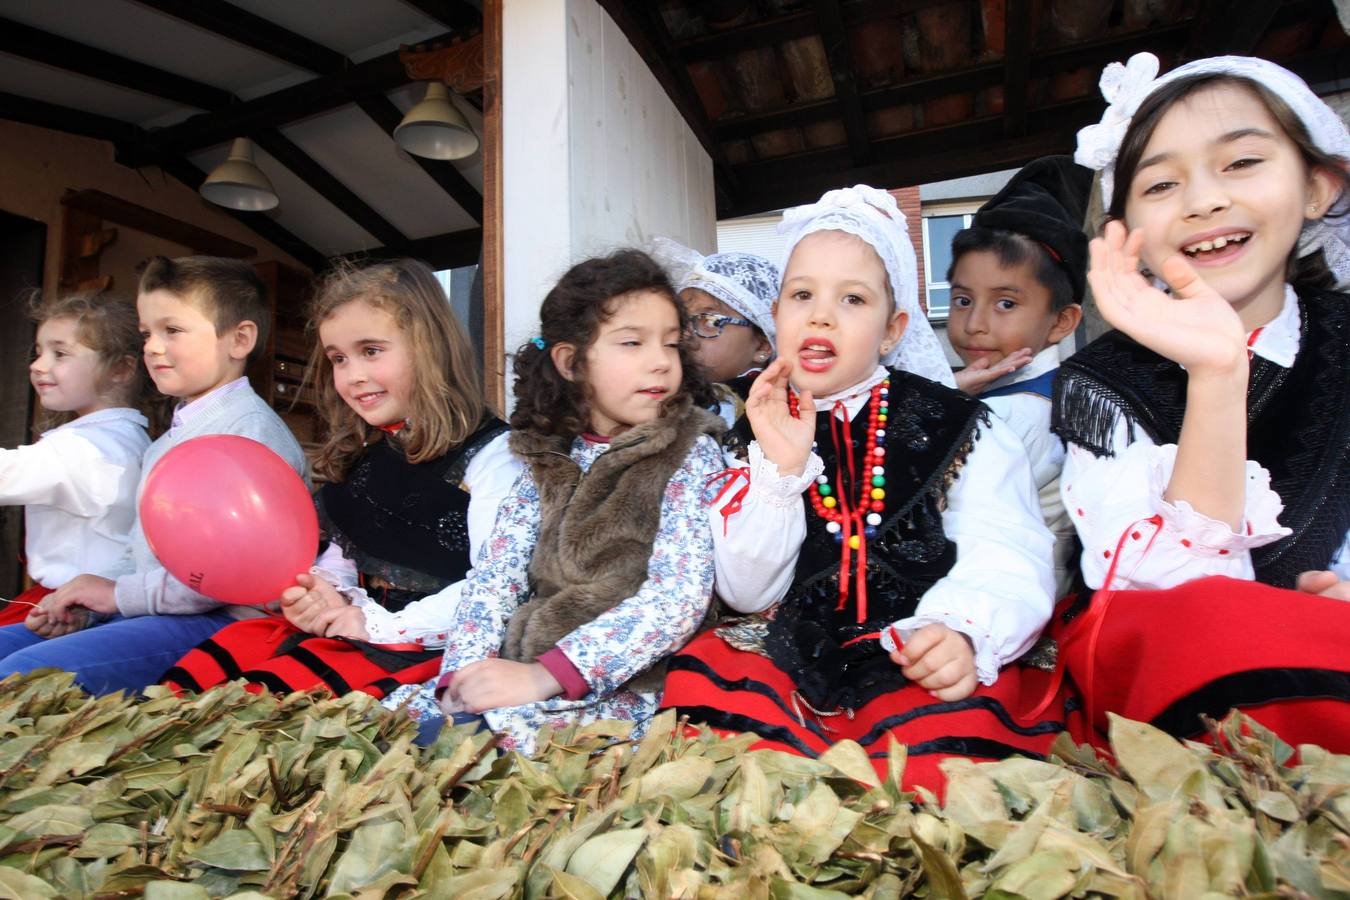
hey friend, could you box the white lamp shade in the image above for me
[394,82,480,160]
[200,138,279,211]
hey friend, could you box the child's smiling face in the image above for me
[774,231,907,397]
[947,249,1079,369]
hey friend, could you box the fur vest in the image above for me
[500,398,724,693]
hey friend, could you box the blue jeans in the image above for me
[414,711,487,746]
[0,611,237,695]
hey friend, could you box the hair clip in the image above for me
[531,336,546,350]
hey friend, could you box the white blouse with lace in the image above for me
[1061,285,1350,591]
[710,366,1056,686]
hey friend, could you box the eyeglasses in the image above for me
[687,312,753,339]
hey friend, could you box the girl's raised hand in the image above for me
[745,358,816,476]
[1088,220,1247,377]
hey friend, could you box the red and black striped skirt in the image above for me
[661,630,1080,792]
[162,616,442,700]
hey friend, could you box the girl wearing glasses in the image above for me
[651,239,778,426]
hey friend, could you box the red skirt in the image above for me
[661,630,1080,793]
[162,616,441,700]
[0,584,54,626]
[1053,575,1350,753]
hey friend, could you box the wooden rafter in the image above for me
[0,91,143,149]
[811,0,870,164]
[130,2,483,223]
[62,189,257,258]
[1002,0,1032,138]
[341,228,483,271]
[130,0,348,74]
[398,0,483,35]
[356,95,483,223]
[0,15,232,110]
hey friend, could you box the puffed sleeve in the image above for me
[884,414,1055,684]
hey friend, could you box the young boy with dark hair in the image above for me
[946,156,1092,593]
[0,255,309,693]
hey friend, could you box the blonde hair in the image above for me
[29,291,150,432]
[306,258,486,481]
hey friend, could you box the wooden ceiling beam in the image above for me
[811,0,870,164]
[341,226,484,271]
[250,130,409,248]
[1002,0,1032,137]
[130,0,348,74]
[62,189,257,257]
[0,91,144,148]
[398,1,483,35]
[117,37,451,166]
[0,15,233,110]
[356,95,483,223]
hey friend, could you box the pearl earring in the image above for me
[1309,203,1318,214]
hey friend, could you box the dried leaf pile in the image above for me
[0,672,1346,898]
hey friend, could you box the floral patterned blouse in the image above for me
[385,432,724,754]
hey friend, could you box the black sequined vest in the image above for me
[316,416,508,611]
[728,371,988,711]
[1053,288,1350,589]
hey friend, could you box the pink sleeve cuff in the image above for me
[434,670,454,698]
[538,647,589,700]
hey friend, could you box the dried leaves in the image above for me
[0,673,1348,898]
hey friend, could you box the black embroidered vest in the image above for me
[315,416,508,611]
[728,371,988,711]
[1053,288,1350,588]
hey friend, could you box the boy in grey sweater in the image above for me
[0,256,309,693]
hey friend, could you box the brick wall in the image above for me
[889,185,926,312]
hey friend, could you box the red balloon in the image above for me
[139,435,316,605]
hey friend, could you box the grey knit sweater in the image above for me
[113,381,309,618]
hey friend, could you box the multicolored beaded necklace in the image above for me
[788,378,889,622]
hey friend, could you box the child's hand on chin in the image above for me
[447,659,564,713]
[1297,570,1350,602]
[889,623,978,701]
[1089,220,1247,378]
[746,358,817,477]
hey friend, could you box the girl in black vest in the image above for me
[387,249,724,753]
[661,186,1070,792]
[163,259,519,698]
[1049,53,1350,751]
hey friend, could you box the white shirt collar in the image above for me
[50,406,148,432]
[796,365,890,421]
[1247,284,1300,369]
[984,346,1061,394]
[169,376,250,435]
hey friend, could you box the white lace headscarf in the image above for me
[648,238,779,344]
[1075,52,1350,289]
[778,185,956,387]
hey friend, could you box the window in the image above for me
[921,211,976,320]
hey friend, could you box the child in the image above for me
[387,249,725,753]
[0,256,308,694]
[946,155,1090,593]
[661,186,1066,791]
[162,258,519,698]
[0,293,150,625]
[651,238,778,426]
[1052,53,1350,748]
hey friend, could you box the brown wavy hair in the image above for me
[138,255,270,364]
[510,248,716,440]
[306,258,486,481]
[29,290,153,433]
[1108,73,1350,291]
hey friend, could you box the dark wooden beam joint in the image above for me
[811,0,871,165]
[61,189,257,258]
[1002,0,1032,138]
[401,33,488,93]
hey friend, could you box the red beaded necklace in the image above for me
[789,378,889,622]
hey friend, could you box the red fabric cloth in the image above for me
[0,584,54,626]
[661,630,1079,793]
[538,647,588,700]
[1052,576,1350,753]
[162,616,440,700]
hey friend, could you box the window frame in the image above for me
[920,201,984,322]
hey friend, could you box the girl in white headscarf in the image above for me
[660,186,1066,792]
[1051,53,1350,753]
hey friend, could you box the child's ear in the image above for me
[1047,303,1083,345]
[550,342,577,381]
[108,354,138,386]
[228,320,259,361]
[1306,164,1343,221]
[880,310,909,358]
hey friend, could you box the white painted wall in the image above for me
[501,0,716,379]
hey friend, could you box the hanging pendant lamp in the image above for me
[394,82,480,160]
[200,138,279,211]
